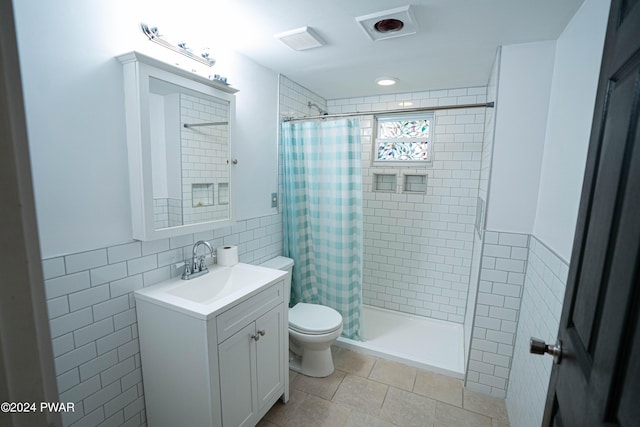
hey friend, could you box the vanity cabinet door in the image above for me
[218,323,257,427]
[255,306,284,411]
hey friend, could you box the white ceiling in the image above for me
[150,0,585,100]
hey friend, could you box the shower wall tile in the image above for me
[329,87,487,323]
[465,55,499,367]
[42,215,283,426]
[506,236,568,427]
[279,75,327,119]
[466,231,529,398]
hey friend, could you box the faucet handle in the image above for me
[198,256,207,271]
[181,259,192,279]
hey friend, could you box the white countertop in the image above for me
[134,263,287,320]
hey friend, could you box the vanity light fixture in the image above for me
[275,27,325,51]
[140,23,216,67]
[377,77,398,86]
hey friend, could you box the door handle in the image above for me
[530,337,562,364]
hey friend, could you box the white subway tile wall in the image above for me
[464,56,499,366]
[279,75,327,119]
[42,217,283,426]
[466,231,529,398]
[328,87,488,322]
[506,236,568,427]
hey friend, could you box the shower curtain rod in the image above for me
[282,101,494,122]
[183,121,228,128]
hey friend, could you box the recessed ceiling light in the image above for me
[274,27,324,51]
[377,77,398,86]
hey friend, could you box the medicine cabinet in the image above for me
[118,51,238,241]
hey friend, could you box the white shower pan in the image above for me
[335,305,465,378]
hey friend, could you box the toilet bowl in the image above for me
[260,256,343,377]
[289,302,343,377]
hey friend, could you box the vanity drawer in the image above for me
[216,281,283,343]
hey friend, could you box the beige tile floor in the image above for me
[258,347,510,427]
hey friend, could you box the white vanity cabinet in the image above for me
[218,306,284,426]
[135,273,288,427]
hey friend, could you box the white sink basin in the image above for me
[135,262,287,319]
[167,264,275,304]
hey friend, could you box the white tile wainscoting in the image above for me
[466,230,570,427]
[43,215,282,426]
[466,231,529,398]
[506,236,568,427]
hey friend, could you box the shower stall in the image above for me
[279,74,498,379]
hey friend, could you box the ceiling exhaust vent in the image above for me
[356,5,418,41]
[274,27,325,51]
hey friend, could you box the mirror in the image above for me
[119,52,238,241]
[149,78,230,228]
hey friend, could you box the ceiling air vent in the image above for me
[356,5,418,41]
[274,27,325,51]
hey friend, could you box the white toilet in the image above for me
[261,256,343,377]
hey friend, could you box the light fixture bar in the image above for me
[140,23,215,67]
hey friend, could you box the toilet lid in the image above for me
[289,303,343,334]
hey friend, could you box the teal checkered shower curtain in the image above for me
[281,118,362,340]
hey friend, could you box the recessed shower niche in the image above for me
[191,183,214,207]
[403,174,427,193]
[373,173,397,192]
[118,52,238,240]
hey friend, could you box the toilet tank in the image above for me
[260,256,294,303]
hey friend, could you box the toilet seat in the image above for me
[289,303,342,335]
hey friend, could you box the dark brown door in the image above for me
[542,0,640,426]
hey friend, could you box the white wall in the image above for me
[486,41,556,234]
[226,52,279,222]
[532,0,610,260]
[13,0,280,258]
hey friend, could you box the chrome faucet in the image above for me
[182,240,216,280]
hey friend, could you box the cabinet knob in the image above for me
[250,330,266,341]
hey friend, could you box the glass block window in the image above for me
[374,113,433,163]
